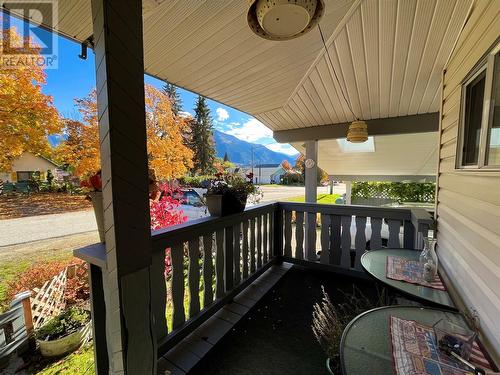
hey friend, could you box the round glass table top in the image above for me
[361,249,455,309]
[341,306,467,375]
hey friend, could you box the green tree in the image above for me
[223,152,230,162]
[190,96,216,174]
[163,82,182,116]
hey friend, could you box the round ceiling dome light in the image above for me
[346,120,368,143]
[247,0,325,41]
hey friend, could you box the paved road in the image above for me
[258,184,346,202]
[0,209,97,247]
[0,185,346,247]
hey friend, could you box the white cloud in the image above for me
[265,143,299,156]
[216,107,230,121]
[224,118,273,143]
[178,111,193,119]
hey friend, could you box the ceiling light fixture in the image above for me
[247,0,325,41]
[346,120,368,143]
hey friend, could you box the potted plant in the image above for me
[206,172,259,216]
[312,286,385,374]
[35,307,91,357]
[81,171,104,243]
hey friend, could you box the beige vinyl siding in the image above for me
[437,0,500,360]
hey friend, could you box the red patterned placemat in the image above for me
[386,256,446,291]
[390,316,493,375]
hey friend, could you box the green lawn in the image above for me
[28,344,95,375]
[0,252,74,312]
[284,193,341,204]
[0,249,89,374]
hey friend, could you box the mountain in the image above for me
[213,130,298,166]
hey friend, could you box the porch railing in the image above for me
[150,202,279,354]
[278,202,426,270]
[149,201,433,356]
[78,201,433,367]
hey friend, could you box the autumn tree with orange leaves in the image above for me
[55,91,100,178]
[144,85,193,179]
[57,85,193,180]
[0,28,60,171]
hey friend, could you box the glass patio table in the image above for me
[340,306,467,375]
[360,249,455,309]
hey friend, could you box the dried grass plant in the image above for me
[312,285,387,371]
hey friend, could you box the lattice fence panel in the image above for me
[31,269,67,329]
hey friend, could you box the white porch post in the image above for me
[304,140,318,203]
[304,140,318,260]
[91,0,155,374]
[345,181,352,205]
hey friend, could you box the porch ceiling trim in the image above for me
[273,112,439,143]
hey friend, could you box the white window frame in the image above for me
[457,41,500,170]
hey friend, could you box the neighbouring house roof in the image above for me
[6,152,60,171]
[270,167,286,178]
[254,164,280,168]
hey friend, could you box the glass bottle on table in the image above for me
[420,230,438,281]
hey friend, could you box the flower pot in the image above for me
[326,357,336,375]
[89,191,105,243]
[206,192,247,217]
[37,321,91,358]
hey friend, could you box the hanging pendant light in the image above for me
[247,0,325,41]
[346,120,368,143]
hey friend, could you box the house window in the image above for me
[486,51,500,165]
[16,171,39,182]
[458,41,500,169]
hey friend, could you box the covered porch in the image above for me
[7,0,499,373]
[77,200,435,374]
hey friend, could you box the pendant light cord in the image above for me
[317,24,359,121]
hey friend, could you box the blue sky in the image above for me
[5,14,298,156]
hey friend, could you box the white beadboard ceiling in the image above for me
[4,0,472,131]
[293,132,438,176]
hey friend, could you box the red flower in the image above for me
[81,170,102,191]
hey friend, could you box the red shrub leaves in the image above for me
[5,260,73,304]
[150,183,187,231]
[149,184,187,279]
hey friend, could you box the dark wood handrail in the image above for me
[151,202,278,252]
[279,201,413,220]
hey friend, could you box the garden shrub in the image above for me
[4,259,89,308]
[5,260,72,304]
[35,307,90,341]
[178,175,214,188]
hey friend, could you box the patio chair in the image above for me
[2,182,15,194]
[15,182,30,194]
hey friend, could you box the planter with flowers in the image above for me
[206,172,260,217]
[35,307,91,357]
[81,171,104,243]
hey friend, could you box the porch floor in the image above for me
[160,263,382,375]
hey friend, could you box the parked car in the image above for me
[175,189,208,221]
